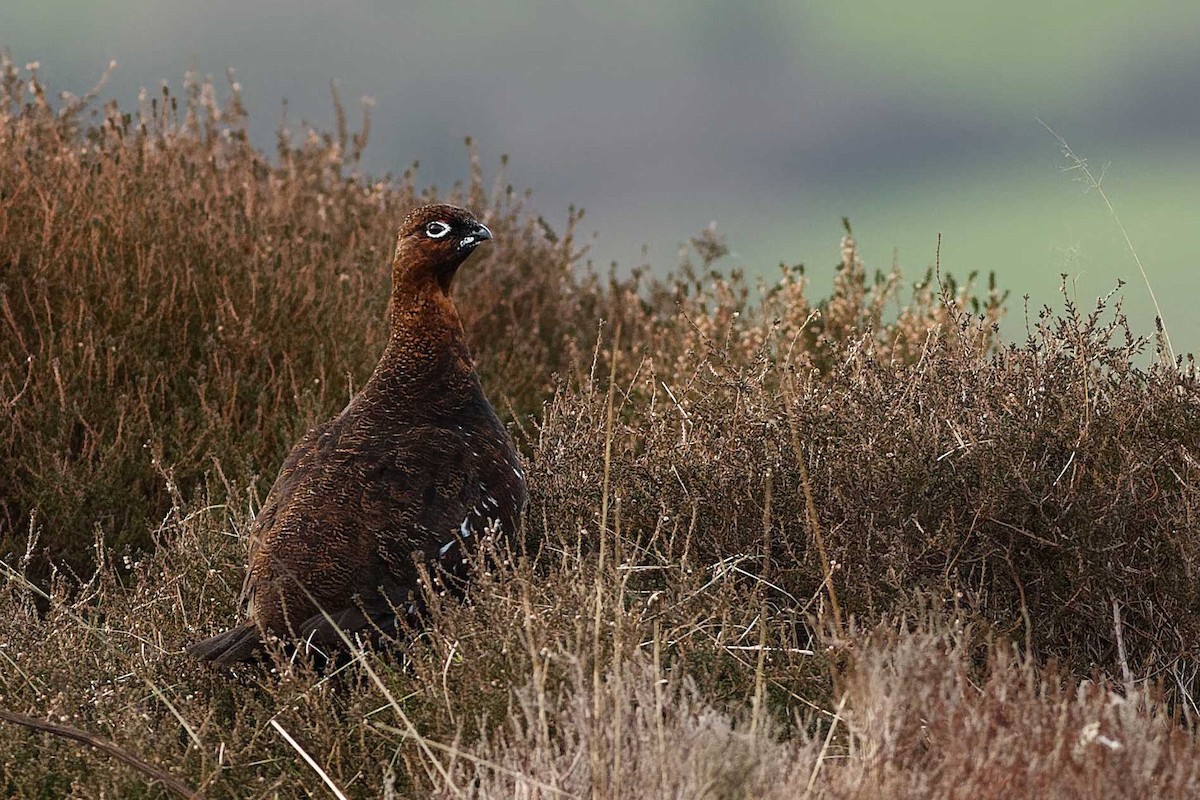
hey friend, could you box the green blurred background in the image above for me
[3,1,1197,349]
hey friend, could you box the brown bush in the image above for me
[3,58,1200,797]
[442,621,1200,799]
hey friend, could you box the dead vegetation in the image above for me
[2,58,1200,798]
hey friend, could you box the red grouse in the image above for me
[187,204,526,664]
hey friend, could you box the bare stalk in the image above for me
[0,708,202,799]
[1039,119,1173,362]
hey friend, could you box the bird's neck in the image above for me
[370,276,476,395]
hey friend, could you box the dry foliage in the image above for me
[3,58,1200,798]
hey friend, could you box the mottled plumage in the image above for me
[187,204,526,665]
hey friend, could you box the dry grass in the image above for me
[3,58,1200,798]
[441,622,1200,799]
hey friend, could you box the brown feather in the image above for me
[187,204,525,665]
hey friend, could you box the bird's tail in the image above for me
[185,624,263,665]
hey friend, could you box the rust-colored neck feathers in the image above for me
[374,204,492,390]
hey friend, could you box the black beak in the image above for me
[458,222,493,251]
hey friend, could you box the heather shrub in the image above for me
[3,59,1200,798]
[440,620,1200,799]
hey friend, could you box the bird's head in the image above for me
[392,204,493,293]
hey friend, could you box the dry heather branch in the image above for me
[0,708,201,799]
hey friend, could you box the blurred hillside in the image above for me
[2,0,1199,348]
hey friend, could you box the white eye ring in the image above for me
[425,221,451,239]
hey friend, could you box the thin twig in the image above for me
[0,708,202,799]
[1111,594,1134,687]
[1038,119,1173,362]
[599,322,621,539]
[592,321,621,800]
[270,719,349,800]
[751,467,772,734]
[783,384,842,629]
[803,693,847,797]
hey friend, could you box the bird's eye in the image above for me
[425,221,451,239]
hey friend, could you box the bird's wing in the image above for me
[231,412,522,653]
[286,424,512,649]
[360,424,499,573]
[234,423,324,618]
